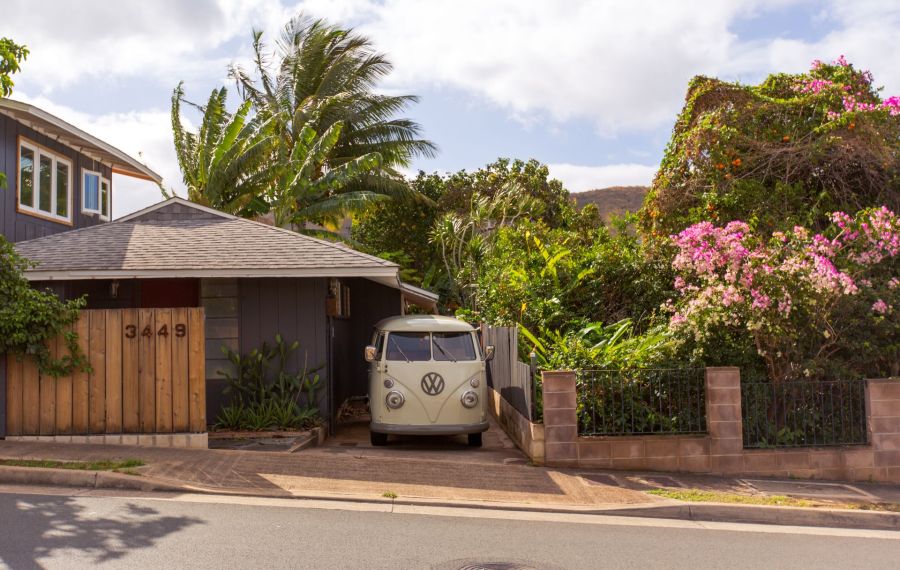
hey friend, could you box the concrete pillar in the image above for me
[542,371,578,466]
[867,379,900,483]
[705,367,744,474]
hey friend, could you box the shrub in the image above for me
[643,56,900,237]
[215,335,324,431]
[0,236,88,376]
[667,207,899,382]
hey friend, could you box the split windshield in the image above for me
[385,331,477,362]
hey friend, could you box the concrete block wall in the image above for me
[487,388,545,465]
[542,369,900,483]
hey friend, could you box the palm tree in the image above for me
[169,83,276,217]
[171,83,387,232]
[228,14,437,216]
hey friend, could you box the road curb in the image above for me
[0,466,191,494]
[591,502,900,531]
[1,466,897,531]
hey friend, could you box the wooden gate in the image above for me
[481,324,536,420]
[5,308,206,436]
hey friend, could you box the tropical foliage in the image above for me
[668,207,900,382]
[0,237,88,377]
[171,14,434,232]
[215,335,324,431]
[170,84,275,216]
[642,56,900,237]
[0,37,27,189]
[0,37,27,98]
[353,158,591,307]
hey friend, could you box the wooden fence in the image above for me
[5,308,206,436]
[482,324,535,419]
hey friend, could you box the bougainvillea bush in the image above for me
[642,56,900,237]
[668,207,899,382]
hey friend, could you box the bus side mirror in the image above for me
[364,345,377,362]
[484,345,495,362]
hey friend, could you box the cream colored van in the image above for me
[365,315,494,447]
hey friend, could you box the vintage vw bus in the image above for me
[365,315,494,447]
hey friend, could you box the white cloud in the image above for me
[355,1,755,133]
[0,0,292,93]
[4,0,900,217]
[343,0,900,134]
[548,163,657,193]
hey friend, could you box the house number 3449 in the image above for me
[124,323,187,339]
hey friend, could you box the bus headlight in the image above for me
[460,390,479,409]
[385,391,405,409]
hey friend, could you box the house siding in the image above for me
[335,278,403,413]
[237,278,330,417]
[201,278,240,423]
[0,113,112,243]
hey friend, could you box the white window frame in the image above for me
[81,169,110,221]
[17,137,73,225]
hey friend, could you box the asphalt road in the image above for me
[0,487,896,569]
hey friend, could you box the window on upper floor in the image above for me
[82,170,110,220]
[17,138,72,224]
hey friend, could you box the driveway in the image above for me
[0,419,653,508]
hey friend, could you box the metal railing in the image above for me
[741,378,869,448]
[576,369,707,436]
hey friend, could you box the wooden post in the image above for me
[122,308,140,432]
[105,310,123,433]
[38,336,58,435]
[138,309,156,432]
[56,324,74,435]
[171,308,190,432]
[6,356,23,436]
[88,310,107,433]
[188,307,206,432]
[155,308,174,433]
[72,315,90,433]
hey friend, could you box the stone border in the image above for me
[5,433,208,449]
[487,388,545,464]
[542,369,900,483]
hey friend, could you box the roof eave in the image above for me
[0,99,162,183]
[23,267,399,281]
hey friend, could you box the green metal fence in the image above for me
[741,378,868,448]
[576,369,707,436]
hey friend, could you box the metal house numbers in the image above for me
[124,322,187,339]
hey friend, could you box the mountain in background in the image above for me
[571,185,649,221]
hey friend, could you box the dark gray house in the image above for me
[0,98,162,438]
[0,98,161,243]
[12,198,438,428]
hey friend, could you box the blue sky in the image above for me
[2,0,899,217]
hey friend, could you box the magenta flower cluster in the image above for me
[796,56,898,119]
[668,207,900,340]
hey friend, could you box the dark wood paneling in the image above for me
[0,114,112,243]
[237,278,329,415]
[343,278,403,409]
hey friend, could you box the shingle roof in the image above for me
[15,198,398,280]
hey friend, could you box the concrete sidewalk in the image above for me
[0,419,897,528]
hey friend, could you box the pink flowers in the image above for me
[667,207,900,362]
[795,78,834,95]
[884,96,900,116]
[798,56,899,120]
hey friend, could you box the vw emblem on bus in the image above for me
[421,372,445,396]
